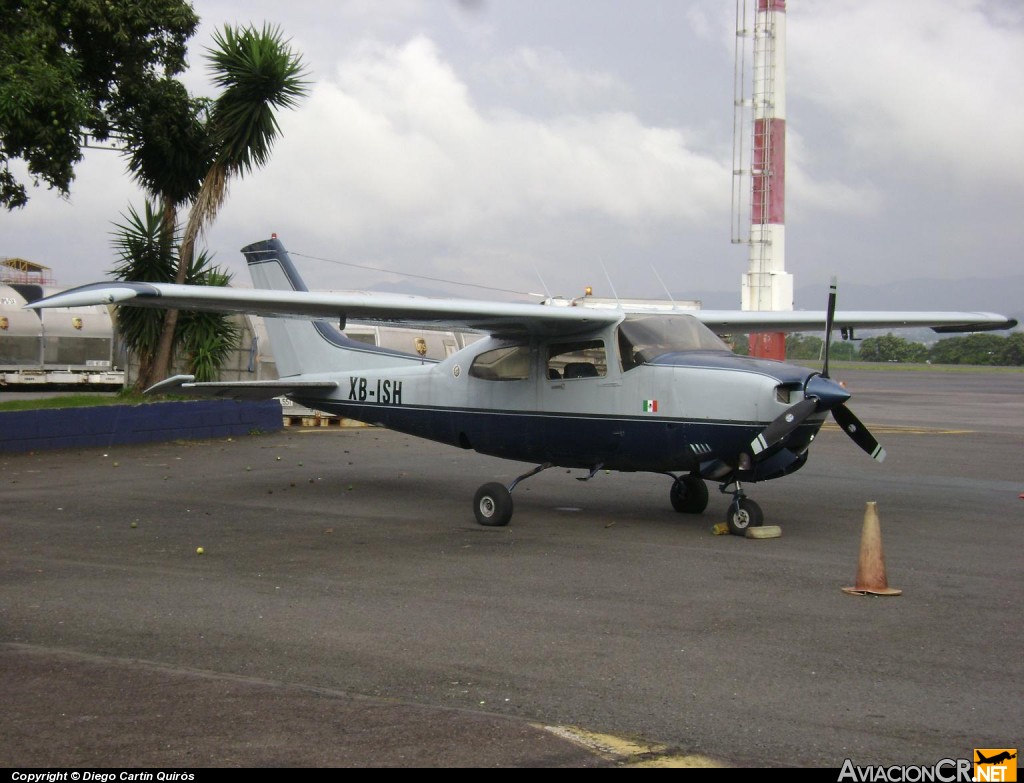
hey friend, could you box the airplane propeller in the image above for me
[750,278,886,463]
[832,403,885,461]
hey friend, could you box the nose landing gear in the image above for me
[719,480,764,536]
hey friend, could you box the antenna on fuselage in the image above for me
[532,265,553,299]
[600,259,622,307]
[650,264,677,306]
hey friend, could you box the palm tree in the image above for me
[147,23,309,383]
[118,80,215,390]
[111,202,240,386]
[110,202,178,388]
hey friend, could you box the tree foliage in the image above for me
[5,7,306,385]
[110,201,238,385]
[0,0,199,209]
[727,329,1022,365]
[857,334,929,363]
[785,334,823,361]
[927,332,1024,366]
[852,332,1022,366]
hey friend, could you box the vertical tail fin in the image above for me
[240,238,426,377]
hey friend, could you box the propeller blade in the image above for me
[750,398,818,456]
[832,403,886,462]
[823,276,837,379]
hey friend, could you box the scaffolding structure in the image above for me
[1,257,57,286]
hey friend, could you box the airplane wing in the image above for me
[26,281,621,339]
[692,309,1017,334]
[28,281,1016,336]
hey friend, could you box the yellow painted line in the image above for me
[820,423,974,435]
[540,725,728,768]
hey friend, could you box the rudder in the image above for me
[240,238,426,377]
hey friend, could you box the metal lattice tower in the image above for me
[732,0,793,359]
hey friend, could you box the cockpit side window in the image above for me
[547,340,606,380]
[469,345,532,381]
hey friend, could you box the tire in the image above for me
[727,498,764,536]
[670,475,709,514]
[474,482,513,527]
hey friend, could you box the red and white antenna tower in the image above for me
[732,0,793,360]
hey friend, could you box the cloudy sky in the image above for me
[4,0,1022,310]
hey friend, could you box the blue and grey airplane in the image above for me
[29,236,1017,534]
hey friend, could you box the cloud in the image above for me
[790,0,1024,190]
[218,35,730,290]
[480,46,632,112]
[785,128,883,219]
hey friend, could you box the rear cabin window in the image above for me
[547,340,607,380]
[469,345,532,381]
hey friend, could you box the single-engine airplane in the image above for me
[28,237,1017,534]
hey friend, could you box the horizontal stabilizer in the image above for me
[145,374,338,400]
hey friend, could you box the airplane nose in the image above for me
[805,374,851,411]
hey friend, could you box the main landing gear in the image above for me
[473,483,513,526]
[668,474,709,514]
[473,463,552,527]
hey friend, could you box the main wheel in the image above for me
[727,498,764,536]
[473,482,513,527]
[669,475,709,514]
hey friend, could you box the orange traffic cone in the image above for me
[842,501,902,596]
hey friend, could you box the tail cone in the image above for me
[842,502,902,596]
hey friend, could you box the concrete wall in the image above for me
[0,399,282,453]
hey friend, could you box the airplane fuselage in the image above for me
[291,326,825,477]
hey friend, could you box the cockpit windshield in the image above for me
[618,314,731,370]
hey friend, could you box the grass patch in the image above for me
[0,392,151,412]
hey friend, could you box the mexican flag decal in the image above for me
[643,399,658,413]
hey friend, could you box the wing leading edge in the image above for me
[26,281,622,339]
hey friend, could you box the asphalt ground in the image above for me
[2,368,1022,768]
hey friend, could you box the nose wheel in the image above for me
[727,497,764,535]
[720,481,764,536]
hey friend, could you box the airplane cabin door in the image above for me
[541,338,623,465]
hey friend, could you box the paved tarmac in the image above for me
[2,368,1022,768]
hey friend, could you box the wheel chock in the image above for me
[711,522,730,535]
[745,525,782,539]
